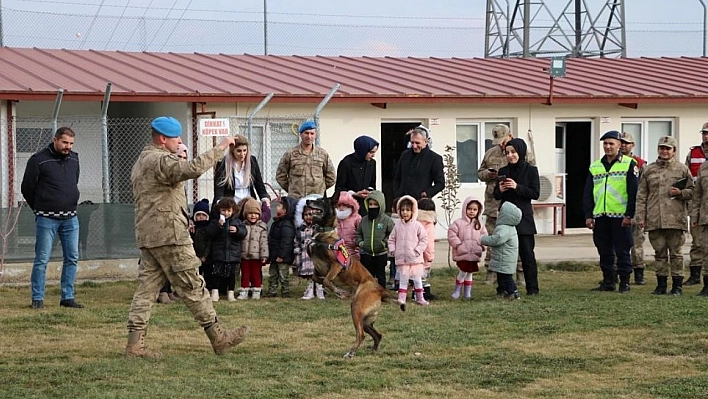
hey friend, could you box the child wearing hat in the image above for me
[238,198,269,300]
[206,198,248,302]
[191,198,212,279]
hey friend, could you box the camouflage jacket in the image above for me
[635,157,693,231]
[477,143,536,218]
[131,144,224,248]
[691,162,708,226]
[275,145,335,199]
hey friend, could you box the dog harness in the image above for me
[328,238,351,269]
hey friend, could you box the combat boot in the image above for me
[204,320,249,356]
[618,274,631,294]
[591,270,616,292]
[696,276,708,296]
[684,266,701,286]
[669,276,683,296]
[125,330,162,359]
[652,276,668,295]
[633,268,646,285]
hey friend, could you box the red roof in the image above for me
[0,47,707,104]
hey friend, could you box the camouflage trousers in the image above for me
[484,215,522,272]
[268,262,291,296]
[127,245,217,332]
[648,229,686,277]
[630,219,646,268]
[690,223,706,269]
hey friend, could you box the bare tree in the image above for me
[439,145,461,268]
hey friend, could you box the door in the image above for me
[563,122,592,228]
[380,121,422,212]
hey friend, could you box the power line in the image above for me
[159,0,192,52]
[104,0,129,50]
[146,0,177,49]
[78,0,104,49]
[122,0,152,51]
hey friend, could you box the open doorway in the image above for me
[380,121,422,211]
[559,121,592,228]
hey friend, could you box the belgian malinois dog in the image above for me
[305,196,403,358]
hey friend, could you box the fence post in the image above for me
[313,83,340,146]
[247,93,274,142]
[101,83,112,203]
[50,88,64,135]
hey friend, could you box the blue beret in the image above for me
[151,116,182,138]
[599,130,621,141]
[299,120,317,134]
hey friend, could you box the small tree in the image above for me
[439,145,461,268]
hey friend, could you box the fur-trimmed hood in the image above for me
[336,191,360,215]
[295,194,322,228]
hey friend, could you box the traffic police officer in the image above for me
[583,130,639,293]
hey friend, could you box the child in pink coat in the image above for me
[336,191,362,260]
[447,197,488,300]
[388,196,429,306]
[417,198,438,300]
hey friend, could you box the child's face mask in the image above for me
[336,208,353,220]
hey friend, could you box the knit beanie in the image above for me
[241,197,262,218]
[353,135,379,161]
[192,198,210,218]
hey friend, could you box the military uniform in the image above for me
[685,142,707,284]
[635,136,693,295]
[691,143,708,295]
[276,145,335,199]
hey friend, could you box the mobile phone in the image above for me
[488,168,497,173]
[497,175,507,182]
[366,187,374,191]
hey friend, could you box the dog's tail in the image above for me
[379,285,405,312]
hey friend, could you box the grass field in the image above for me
[3,267,708,399]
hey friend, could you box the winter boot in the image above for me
[591,270,616,291]
[669,276,683,296]
[484,271,496,285]
[167,292,180,302]
[652,276,668,295]
[251,287,262,300]
[237,288,249,300]
[210,289,220,302]
[618,274,631,294]
[397,290,407,306]
[423,284,438,301]
[463,282,473,300]
[633,268,646,285]
[451,280,463,300]
[204,320,249,356]
[503,290,521,300]
[414,289,429,306]
[157,292,173,304]
[125,330,162,358]
[516,270,526,287]
[696,276,708,296]
[227,290,236,302]
[301,281,314,300]
[315,283,325,299]
[685,266,702,286]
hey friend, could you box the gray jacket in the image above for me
[480,201,522,275]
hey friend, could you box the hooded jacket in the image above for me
[268,196,298,264]
[480,201,522,274]
[388,195,428,265]
[21,142,80,216]
[335,191,362,259]
[493,138,540,235]
[448,196,488,262]
[417,206,437,264]
[335,136,378,216]
[356,190,395,256]
[241,197,269,261]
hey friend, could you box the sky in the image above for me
[0,0,705,57]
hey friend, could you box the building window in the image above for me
[621,119,674,162]
[456,121,511,183]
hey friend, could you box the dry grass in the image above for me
[2,268,708,398]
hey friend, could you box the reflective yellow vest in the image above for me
[589,156,631,218]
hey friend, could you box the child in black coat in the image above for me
[267,197,298,298]
[206,198,247,302]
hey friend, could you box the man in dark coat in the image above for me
[393,125,445,200]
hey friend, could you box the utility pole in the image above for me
[0,0,4,47]
[699,0,707,56]
[263,0,268,55]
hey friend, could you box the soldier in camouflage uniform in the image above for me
[125,116,248,358]
[620,132,648,285]
[477,125,535,286]
[691,140,708,296]
[635,136,693,296]
[684,124,708,285]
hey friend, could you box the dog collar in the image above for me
[328,238,351,269]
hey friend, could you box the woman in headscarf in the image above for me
[213,134,269,215]
[493,138,541,295]
[335,135,379,216]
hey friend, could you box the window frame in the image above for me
[455,119,513,186]
[620,118,674,162]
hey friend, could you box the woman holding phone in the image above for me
[493,138,541,296]
[335,135,379,216]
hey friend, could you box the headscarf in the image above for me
[353,135,379,162]
[505,138,528,169]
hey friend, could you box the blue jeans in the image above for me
[31,216,79,301]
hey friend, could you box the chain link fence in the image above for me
[2,113,307,262]
[1,7,704,57]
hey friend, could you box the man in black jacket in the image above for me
[393,125,445,200]
[21,127,83,309]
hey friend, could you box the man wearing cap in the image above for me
[21,126,83,309]
[125,116,249,358]
[583,130,639,293]
[477,124,535,285]
[276,120,336,199]
[691,140,708,296]
[620,132,648,285]
[683,123,708,286]
[635,136,693,296]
